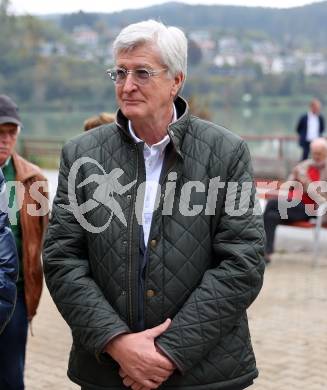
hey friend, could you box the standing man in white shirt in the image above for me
[296,98,325,160]
[43,19,265,390]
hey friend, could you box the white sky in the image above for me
[9,0,324,15]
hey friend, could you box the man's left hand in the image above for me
[119,344,176,389]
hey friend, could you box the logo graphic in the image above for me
[59,157,136,233]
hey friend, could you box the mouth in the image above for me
[123,99,142,104]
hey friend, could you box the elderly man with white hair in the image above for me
[264,137,327,264]
[44,20,265,390]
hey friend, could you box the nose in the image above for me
[121,73,137,93]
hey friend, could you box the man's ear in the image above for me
[171,72,184,98]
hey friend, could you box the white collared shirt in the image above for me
[0,156,11,169]
[306,111,320,142]
[128,105,177,246]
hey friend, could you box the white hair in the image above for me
[311,137,327,151]
[113,20,188,84]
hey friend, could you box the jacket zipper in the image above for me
[127,145,139,328]
[143,138,182,325]
[116,120,183,328]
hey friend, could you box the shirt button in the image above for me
[146,289,156,298]
[150,239,157,248]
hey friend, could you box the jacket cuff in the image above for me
[96,329,130,364]
[155,341,185,374]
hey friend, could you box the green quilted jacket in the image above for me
[43,96,265,390]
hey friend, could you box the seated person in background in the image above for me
[264,137,327,264]
[84,112,115,131]
[0,168,18,334]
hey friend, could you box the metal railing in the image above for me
[18,136,65,169]
[18,134,302,178]
[242,134,300,179]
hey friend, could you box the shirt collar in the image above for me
[128,104,177,152]
[0,156,11,169]
[308,111,318,118]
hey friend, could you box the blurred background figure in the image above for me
[83,112,115,131]
[0,95,49,389]
[296,98,325,161]
[263,137,327,264]
[0,168,18,335]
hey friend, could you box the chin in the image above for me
[122,107,144,121]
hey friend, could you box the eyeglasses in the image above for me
[106,67,167,85]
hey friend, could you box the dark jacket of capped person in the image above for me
[0,168,18,334]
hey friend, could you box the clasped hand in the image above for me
[105,318,176,390]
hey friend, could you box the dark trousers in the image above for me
[301,141,310,161]
[264,199,310,254]
[0,291,28,390]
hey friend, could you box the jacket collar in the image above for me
[115,96,190,158]
[12,153,45,182]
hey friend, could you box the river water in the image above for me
[20,104,303,139]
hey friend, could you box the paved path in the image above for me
[250,254,327,390]
[25,253,327,390]
[25,286,78,390]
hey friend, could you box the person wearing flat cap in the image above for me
[0,167,18,335]
[0,95,49,389]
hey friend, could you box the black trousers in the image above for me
[0,291,28,390]
[301,141,310,161]
[264,199,310,254]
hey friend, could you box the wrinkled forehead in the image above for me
[115,42,164,66]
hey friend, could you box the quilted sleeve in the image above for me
[156,140,265,373]
[0,172,18,334]
[43,144,130,357]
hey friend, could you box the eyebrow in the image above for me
[116,63,156,69]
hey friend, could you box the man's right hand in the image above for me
[105,318,175,388]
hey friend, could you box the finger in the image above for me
[147,367,173,380]
[139,379,161,389]
[147,363,175,377]
[155,354,175,371]
[156,347,176,370]
[145,318,171,339]
[131,383,145,390]
[148,374,168,384]
[123,376,135,387]
[119,368,127,378]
